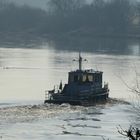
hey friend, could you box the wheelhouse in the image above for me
[68,69,103,88]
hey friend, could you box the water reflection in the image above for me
[0,36,140,55]
[49,38,140,56]
[128,44,140,56]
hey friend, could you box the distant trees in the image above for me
[0,0,140,38]
[0,1,47,33]
[48,0,85,16]
[103,0,132,33]
[0,0,7,9]
[46,0,134,36]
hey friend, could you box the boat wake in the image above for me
[0,99,133,140]
[0,98,130,124]
[0,103,84,124]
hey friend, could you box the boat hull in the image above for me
[44,92,109,106]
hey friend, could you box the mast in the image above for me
[73,52,86,71]
[79,52,82,70]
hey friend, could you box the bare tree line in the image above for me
[0,0,140,38]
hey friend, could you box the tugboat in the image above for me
[44,53,109,106]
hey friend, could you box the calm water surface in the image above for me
[0,44,139,140]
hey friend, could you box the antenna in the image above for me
[73,52,87,71]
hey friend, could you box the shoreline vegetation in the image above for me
[0,0,140,42]
[0,0,140,55]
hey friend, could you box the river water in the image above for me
[0,41,140,140]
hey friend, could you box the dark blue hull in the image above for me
[44,92,109,106]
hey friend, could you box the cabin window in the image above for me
[94,74,101,83]
[94,75,99,82]
[82,75,86,82]
[69,76,74,82]
[82,74,93,82]
[88,75,93,82]
[74,75,79,82]
[69,74,94,83]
